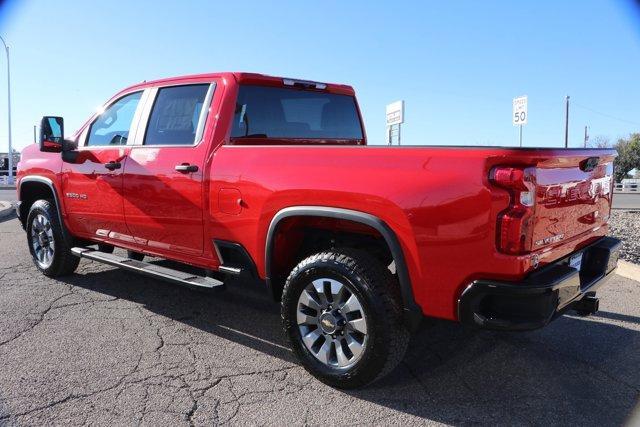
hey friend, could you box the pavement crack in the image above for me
[0,291,74,348]
[186,396,198,426]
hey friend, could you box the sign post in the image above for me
[512,95,528,147]
[386,100,404,145]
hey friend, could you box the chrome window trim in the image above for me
[127,89,153,147]
[194,83,216,145]
[136,82,216,148]
[131,87,158,146]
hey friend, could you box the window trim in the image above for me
[82,90,147,149]
[136,82,216,148]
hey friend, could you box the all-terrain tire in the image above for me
[281,248,410,389]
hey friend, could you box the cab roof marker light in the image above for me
[282,78,327,90]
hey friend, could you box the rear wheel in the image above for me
[26,200,79,277]
[282,248,410,389]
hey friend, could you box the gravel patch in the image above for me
[609,210,640,264]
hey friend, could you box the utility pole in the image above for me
[584,125,589,148]
[0,35,12,185]
[564,95,570,148]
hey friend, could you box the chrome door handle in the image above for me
[104,161,121,171]
[175,164,199,173]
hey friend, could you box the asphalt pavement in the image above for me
[0,216,639,425]
[613,192,640,210]
[0,189,16,203]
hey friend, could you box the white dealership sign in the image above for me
[386,100,404,126]
[513,96,528,126]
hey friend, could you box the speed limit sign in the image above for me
[513,96,528,126]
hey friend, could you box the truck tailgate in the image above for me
[531,153,615,251]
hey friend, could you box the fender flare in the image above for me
[18,175,65,230]
[265,206,422,329]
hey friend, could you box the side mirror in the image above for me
[39,116,64,153]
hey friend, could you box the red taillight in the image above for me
[491,167,528,190]
[490,166,536,254]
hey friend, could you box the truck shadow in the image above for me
[59,264,640,425]
[0,212,16,224]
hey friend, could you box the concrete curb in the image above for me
[0,200,15,220]
[617,260,640,282]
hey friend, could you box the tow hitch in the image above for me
[572,295,600,316]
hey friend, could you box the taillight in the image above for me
[490,166,536,254]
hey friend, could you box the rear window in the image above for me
[231,85,363,140]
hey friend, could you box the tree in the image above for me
[613,133,640,182]
[587,135,611,148]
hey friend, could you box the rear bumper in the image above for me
[458,236,621,331]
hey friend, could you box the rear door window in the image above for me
[144,84,211,146]
[231,85,363,140]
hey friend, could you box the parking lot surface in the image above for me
[0,190,16,204]
[0,216,639,425]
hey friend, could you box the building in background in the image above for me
[0,151,20,176]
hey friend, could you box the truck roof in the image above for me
[116,72,356,97]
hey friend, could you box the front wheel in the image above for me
[281,248,410,389]
[26,199,80,277]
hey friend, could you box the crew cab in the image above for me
[16,72,620,388]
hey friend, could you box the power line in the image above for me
[572,102,640,127]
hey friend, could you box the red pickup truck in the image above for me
[16,72,620,388]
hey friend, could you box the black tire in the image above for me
[127,250,144,261]
[281,248,410,389]
[26,199,80,277]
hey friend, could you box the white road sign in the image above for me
[386,100,404,126]
[513,96,528,126]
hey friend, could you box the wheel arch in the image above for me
[18,176,64,229]
[265,206,422,329]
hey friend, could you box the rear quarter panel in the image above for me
[207,146,491,319]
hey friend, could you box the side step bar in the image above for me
[218,265,242,276]
[71,248,225,290]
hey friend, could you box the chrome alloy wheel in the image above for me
[297,278,368,369]
[31,214,55,269]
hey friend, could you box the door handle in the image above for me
[175,164,199,173]
[104,161,122,171]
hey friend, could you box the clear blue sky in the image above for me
[1,0,639,151]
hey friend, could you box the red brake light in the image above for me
[490,166,536,255]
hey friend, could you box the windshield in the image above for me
[231,85,363,140]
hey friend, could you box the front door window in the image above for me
[87,91,142,147]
